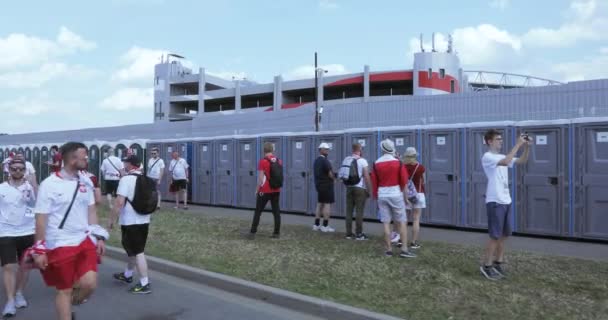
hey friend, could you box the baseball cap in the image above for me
[404,147,418,157]
[318,142,331,150]
[8,159,25,166]
[380,139,395,155]
[122,154,141,167]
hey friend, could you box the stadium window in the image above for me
[450,80,455,93]
[428,68,432,79]
[440,69,445,79]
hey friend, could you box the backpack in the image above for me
[265,158,283,189]
[127,173,158,215]
[405,164,421,204]
[339,156,361,186]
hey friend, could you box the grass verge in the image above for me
[99,208,608,320]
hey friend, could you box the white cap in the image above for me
[318,142,331,150]
[404,147,418,157]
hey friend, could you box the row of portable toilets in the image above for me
[1,120,607,241]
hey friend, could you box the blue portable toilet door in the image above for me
[575,123,608,240]
[194,141,213,205]
[517,125,568,237]
[285,136,312,214]
[236,139,257,209]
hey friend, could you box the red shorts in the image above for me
[40,238,98,290]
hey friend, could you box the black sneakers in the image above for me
[113,272,133,284]
[410,241,421,249]
[129,283,152,294]
[493,262,506,277]
[355,233,369,241]
[480,265,502,280]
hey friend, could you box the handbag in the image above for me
[406,164,420,204]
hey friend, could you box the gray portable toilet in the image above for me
[516,121,569,237]
[423,126,461,226]
[346,131,378,219]
[214,139,235,206]
[40,147,50,179]
[193,140,213,205]
[285,135,313,214]
[574,120,608,240]
[32,147,41,183]
[24,148,32,162]
[312,134,346,218]
[88,145,100,180]
[17,147,24,156]
[115,144,128,159]
[236,137,258,209]
[465,123,513,229]
[0,149,4,183]
[129,143,144,158]
[381,129,417,158]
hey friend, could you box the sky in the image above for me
[0,0,607,134]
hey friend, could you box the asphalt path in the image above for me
[1,257,323,320]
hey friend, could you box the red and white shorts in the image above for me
[40,238,98,290]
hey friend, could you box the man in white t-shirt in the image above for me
[479,129,529,281]
[146,147,165,209]
[0,159,36,317]
[15,152,38,193]
[100,148,124,210]
[2,152,14,181]
[339,143,372,241]
[168,151,189,210]
[31,142,108,320]
[109,155,152,294]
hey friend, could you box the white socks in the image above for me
[124,268,134,278]
[140,277,149,286]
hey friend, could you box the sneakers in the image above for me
[2,300,16,317]
[493,262,506,277]
[320,226,335,233]
[390,232,400,243]
[270,233,280,239]
[113,272,134,284]
[384,250,394,257]
[14,293,27,309]
[410,241,421,249]
[345,234,354,240]
[399,251,417,258]
[480,265,502,280]
[312,224,321,231]
[129,283,152,294]
[355,233,369,241]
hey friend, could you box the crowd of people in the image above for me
[0,128,529,319]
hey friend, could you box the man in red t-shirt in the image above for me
[47,146,62,175]
[248,142,282,239]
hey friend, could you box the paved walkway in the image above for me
[164,203,608,262]
[2,257,322,320]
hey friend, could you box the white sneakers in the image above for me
[312,225,336,232]
[2,300,16,317]
[15,292,27,308]
[390,232,400,243]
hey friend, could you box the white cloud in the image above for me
[100,88,153,111]
[0,96,54,116]
[319,0,339,9]
[523,0,608,47]
[0,27,96,70]
[112,46,174,83]
[285,64,349,80]
[0,63,99,89]
[550,47,608,81]
[489,0,510,10]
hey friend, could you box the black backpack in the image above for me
[265,157,283,189]
[127,173,158,215]
[343,158,361,186]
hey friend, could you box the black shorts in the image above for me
[172,179,188,191]
[104,180,120,196]
[0,234,34,266]
[316,184,335,204]
[121,224,149,257]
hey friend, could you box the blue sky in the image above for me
[0,0,606,134]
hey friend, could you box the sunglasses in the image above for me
[9,167,25,172]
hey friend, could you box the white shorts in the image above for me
[406,193,426,210]
[377,196,407,224]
